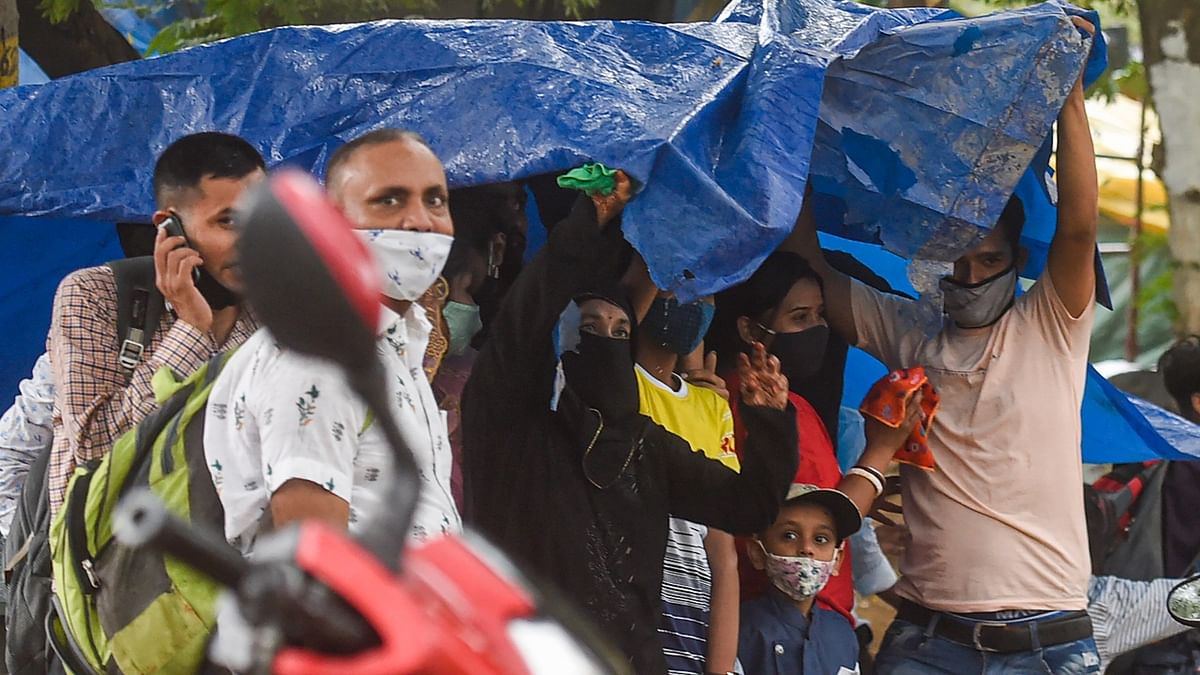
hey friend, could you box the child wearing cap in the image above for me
[738,484,864,675]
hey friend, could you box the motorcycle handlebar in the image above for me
[114,489,250,589]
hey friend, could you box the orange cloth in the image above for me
[859,367,940,470]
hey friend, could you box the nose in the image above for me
[597,321,618,339]
[953,260,983,286]
[799,539,817,558]
[397,206,435,233]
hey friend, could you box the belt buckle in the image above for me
[971,621,1006,653]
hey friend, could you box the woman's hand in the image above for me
[737,343,788,411]
[591,170,633,227]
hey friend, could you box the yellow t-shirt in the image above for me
[634,364,739,472]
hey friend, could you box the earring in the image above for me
[487,249,501,279]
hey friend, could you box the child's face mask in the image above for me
[758,541,839,603]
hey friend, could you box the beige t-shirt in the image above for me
[852,274,1094,612]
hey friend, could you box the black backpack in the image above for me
[3,257,163,674]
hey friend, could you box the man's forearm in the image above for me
[1054,86,1099,243]
[779,197,859,345]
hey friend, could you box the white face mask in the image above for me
[355,229,452,302]
[758,541,838,603]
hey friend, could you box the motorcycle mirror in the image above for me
[236,169,381,377]
[1167,575,1200,628]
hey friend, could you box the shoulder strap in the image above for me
[106,257,165,383]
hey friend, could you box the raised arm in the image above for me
[779,191,859,346]
[1047,18,1100,318]
[468,173,633,410]
[619,249,657,324]
[658,345,798,534]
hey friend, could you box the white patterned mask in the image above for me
[355,229,452,302]
[758,541,838,602]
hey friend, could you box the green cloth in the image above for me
[557,163,618,196]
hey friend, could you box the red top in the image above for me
[726,372,855,625]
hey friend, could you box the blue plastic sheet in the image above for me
[17,50,50,86]
[0,0,1100,301]
[2,0,1181,460]
[0,217,123,405]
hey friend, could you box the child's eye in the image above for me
[781,531,798,542]
[815,534,830,545]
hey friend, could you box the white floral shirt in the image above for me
[0,352,56,538]
[204,305,461,555]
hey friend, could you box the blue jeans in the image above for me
[877,618,1102,674]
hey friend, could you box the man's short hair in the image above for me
[324,128,430,191]
[996,195,1026,256]
[153,132,266,207]
[1160,336,1200,418]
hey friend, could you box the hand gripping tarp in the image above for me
[0,0,1098,301]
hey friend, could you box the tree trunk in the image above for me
[16,0,138,78]
[0,0,16,87]
[1138,0,1200,336]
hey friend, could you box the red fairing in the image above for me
[276,526,538,675]
[275,525,432,675]
[269,170,381,332]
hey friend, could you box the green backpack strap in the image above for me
[107,257,165,384]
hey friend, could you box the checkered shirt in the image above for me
[46,265,257,515]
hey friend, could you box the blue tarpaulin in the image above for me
[0,0,1193,461]
[0,0,1098,300]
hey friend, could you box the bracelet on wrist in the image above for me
[846,466,884,498]
[853,463,886,487]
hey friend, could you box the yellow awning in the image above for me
[1085,94,1169,233]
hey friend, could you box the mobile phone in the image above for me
[158,214,201,282]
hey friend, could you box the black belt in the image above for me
[896,601,1093,653]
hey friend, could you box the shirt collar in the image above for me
[765,586,813,634]
[378,303,432,371]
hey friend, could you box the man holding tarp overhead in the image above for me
[788,17,1102,675]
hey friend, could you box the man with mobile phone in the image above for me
[45,131,265,514]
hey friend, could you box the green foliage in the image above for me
[43,0,601,51]
[1133,230,1179,325]
[1088,60,1147,103]
[39,0,85,23]
[953,0,1133,14]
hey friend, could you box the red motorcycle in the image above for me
[114,170,629,675]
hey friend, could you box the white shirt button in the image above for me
[774,644,785,655]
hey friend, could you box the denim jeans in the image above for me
[877,618,1102,675]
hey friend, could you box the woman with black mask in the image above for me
[708,251,859,627]
[460,173,799,675]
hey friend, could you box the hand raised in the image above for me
[737,343,788,411]
[591,170,633,227]
[684,351,729,402]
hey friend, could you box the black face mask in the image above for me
[195,267,239,310]
[763,324,830,384]
[561,332,639,420]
